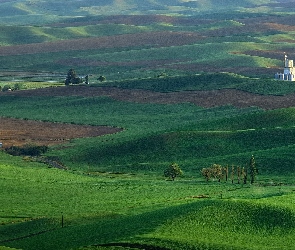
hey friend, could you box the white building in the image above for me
[275,54,295,81]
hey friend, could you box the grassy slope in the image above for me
[1,2,295,249]
[0,41,287,80]
[1,90,295,249]
[1,160,295,250]
[102,72,295,94]
[0,92,294,177]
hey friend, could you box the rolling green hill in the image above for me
[1,1,295,250]
[1,84,295,249]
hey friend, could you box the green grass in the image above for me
[1,91,295,249]
[1,160,295,250]
[0,24,150,46]
[0,81,63,90]
[144,199,295,250]
[101,72,295,95]
[0,94,260,170]
[1,93,295,177]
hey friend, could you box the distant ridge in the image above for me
[0,0,292,25]
[0,0,294,78]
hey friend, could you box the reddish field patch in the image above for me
[0,117,121,148]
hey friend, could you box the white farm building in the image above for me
[275,55,295,81]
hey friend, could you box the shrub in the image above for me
[5,144,48,156]
[2,85,12,92]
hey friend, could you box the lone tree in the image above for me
[241,166,247,184]
[84,75,89,84]
[201,167,212,182]
[164,163,183,181]
[249,155,258,184]
[97,75,106,82]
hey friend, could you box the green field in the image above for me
[1,1,295,249]
[1,84,295,249]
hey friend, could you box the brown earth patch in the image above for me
[240,50,295,61]
[0,117,122,148]
[264,22,295,32]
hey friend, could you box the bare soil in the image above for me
[0,116,121,147]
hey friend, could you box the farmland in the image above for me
[0,1,294,81]
[1,82,295,249]
[1,1,295,250]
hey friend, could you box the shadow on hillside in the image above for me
[4,199,295,250]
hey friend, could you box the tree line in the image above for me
[163,156,258,183]
[201,155,258,184]
[65,69,106,85]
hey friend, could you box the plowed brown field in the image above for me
[0,116,121,147]
[1,85,295,147]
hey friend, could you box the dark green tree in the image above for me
[164,163,183,181]
[249,155,258,184]
[85,75,89,84]
[98,75,106,82]
[230,165,235,184]
[2,85,11,92]
[242,166,247,184]
[237,166,241,184]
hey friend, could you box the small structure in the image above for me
[275,54,295,81]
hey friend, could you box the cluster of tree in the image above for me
[65,69,89,85]
[201,155,258,184]
[65,69,107,85]
[1,83,23,92]
[5,144,48,156]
